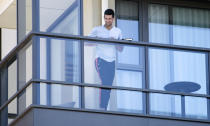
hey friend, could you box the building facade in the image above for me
[0,0,210,126]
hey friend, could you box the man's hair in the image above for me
[104,9,115,18]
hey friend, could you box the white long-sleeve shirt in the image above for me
[89,25,122,62]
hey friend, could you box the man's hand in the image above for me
[84,42,97,46]
[116,45,124,52]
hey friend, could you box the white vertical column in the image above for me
[101,0,108,25]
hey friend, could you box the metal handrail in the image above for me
[0,31,210,68]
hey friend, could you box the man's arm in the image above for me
[89,27,97,37]
[86,27,98,46]
[116,30,123,52]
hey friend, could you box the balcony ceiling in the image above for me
[0,0,16,29]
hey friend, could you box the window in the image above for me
[116,0,140,41]
[149,4,210,48]
[39,0,80,35]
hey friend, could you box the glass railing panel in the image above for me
[185,96,208,120]
[8,60,17,100]
[84,87,143,114]
[1,84,33,125]
[38,83,80,108]
[18,41,32,90]
[84,41,145,89]
[150,93,182,117]
[149,48,207,95]
[38,36,81,83]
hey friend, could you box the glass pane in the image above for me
[8,60,17,123]
[150,93,181,117]
[84,41,144,88]
[38,83,80,108]
[1,28,17,59]
[8,119,14,125]
[185,96,207,119]
[39,0,80,35]
[149,4,169,44]
[8,98,17,115]
[117,19,139,41]
[39,37,80,83]
[26,0,32,34]
[172,7,210,47]
[149,4,210,48]
[8,98,17,125]
[85,87,143,113]
[8,60,17,99]
[116,70,142,88]
[18,41,32,89]
[149,48,207,94]
[18,84,33,114]
[116,0,139,41]
[117,46,141,65]
[7,84,32,125]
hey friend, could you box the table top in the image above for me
[164,81,201,93]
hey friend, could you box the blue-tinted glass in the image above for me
[117,19,139,41]
[116,0,139,41]
[38,37,81,83]
[150,93,181,117]
[116,70,142,88]
[39,0,80,35]
[149,4,210,48]
[85,87,143,113]
[149,4,170,44]
[149,48,207,94]
[118,46,141,65]
[185,96,208,119]
[39,83,80,108]
[172,7,210,47]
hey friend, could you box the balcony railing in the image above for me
[0,32,210,125]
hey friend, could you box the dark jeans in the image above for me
[95,57,115,109]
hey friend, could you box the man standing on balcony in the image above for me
[89,9,122,110]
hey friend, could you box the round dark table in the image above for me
[164,81,201,116]
[164,81,201,93]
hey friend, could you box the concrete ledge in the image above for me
[10,106,210,126]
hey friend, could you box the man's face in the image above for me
[104,15,114,27]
